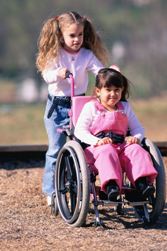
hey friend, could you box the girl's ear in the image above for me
[95,87,101,97]
[60,35,64,45]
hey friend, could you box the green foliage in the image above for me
[0,0,167,98]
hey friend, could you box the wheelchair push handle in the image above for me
[65,70,75,97]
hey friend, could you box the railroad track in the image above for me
[0,142,166,169]
[155,141,167,157]
[0,144,47,169]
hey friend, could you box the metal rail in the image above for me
[0,142,166,161]
[154,142,167,157]
[0,142,166,170]
[0,144,47,169]
[0,144,47,162]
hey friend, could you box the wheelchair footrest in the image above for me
[128,200,149,206]
[95,199,122,207]
[92,198,149,208]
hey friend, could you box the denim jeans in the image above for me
[43,97,70,196]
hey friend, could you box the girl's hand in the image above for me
[125,136,140,145]
[57,67,68,79]
[96,137,112,146]
[110,65,120,72]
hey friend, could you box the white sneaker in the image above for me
[47,196,52,206]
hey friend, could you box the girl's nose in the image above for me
[110,91,115,96]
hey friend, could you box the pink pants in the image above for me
[85,143,157,192]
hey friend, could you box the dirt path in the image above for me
[0,160,167,251]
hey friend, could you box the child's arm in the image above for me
[42,66,68,84]
[124,102,145,143]
[74,101,100,146]
[86,52,104,75]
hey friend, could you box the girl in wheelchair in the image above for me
[74,68,158,202]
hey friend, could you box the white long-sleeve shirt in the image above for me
[74,100,145,146]
[42,48,104,96]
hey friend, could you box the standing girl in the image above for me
[36,11,109,205]
[74,68,157,201]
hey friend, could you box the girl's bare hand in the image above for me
[96,137,112,146]
[57,67,68,79]
[125,136,140,145]
[110,65,120,72]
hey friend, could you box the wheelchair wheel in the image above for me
[55,140,90,227]
[142,138,166,224]
[51,192,59,216]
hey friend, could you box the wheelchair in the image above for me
[51,74,166,227]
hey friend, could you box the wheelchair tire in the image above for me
[51,192,59,216]
[55,140,90,227]
[143,138,166,224]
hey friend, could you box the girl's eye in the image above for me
[69,33,83,38]
[106,88,121,93]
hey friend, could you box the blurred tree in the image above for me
[0,0,167,98]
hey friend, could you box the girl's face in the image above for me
[61,23,84,53]
[96,85,123,110]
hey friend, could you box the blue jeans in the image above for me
[43,97,70,196]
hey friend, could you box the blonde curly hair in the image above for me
[36,11,108,72]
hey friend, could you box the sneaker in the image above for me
[47,196,52,206]
[135,177,155,198]
[106,181,119,201]
[99,190,108,200]
[125,189,143,202]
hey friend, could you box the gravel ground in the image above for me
[0,159,167,251]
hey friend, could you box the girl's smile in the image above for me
[96,86,123,111]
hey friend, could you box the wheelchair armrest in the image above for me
[74,136,90,149]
